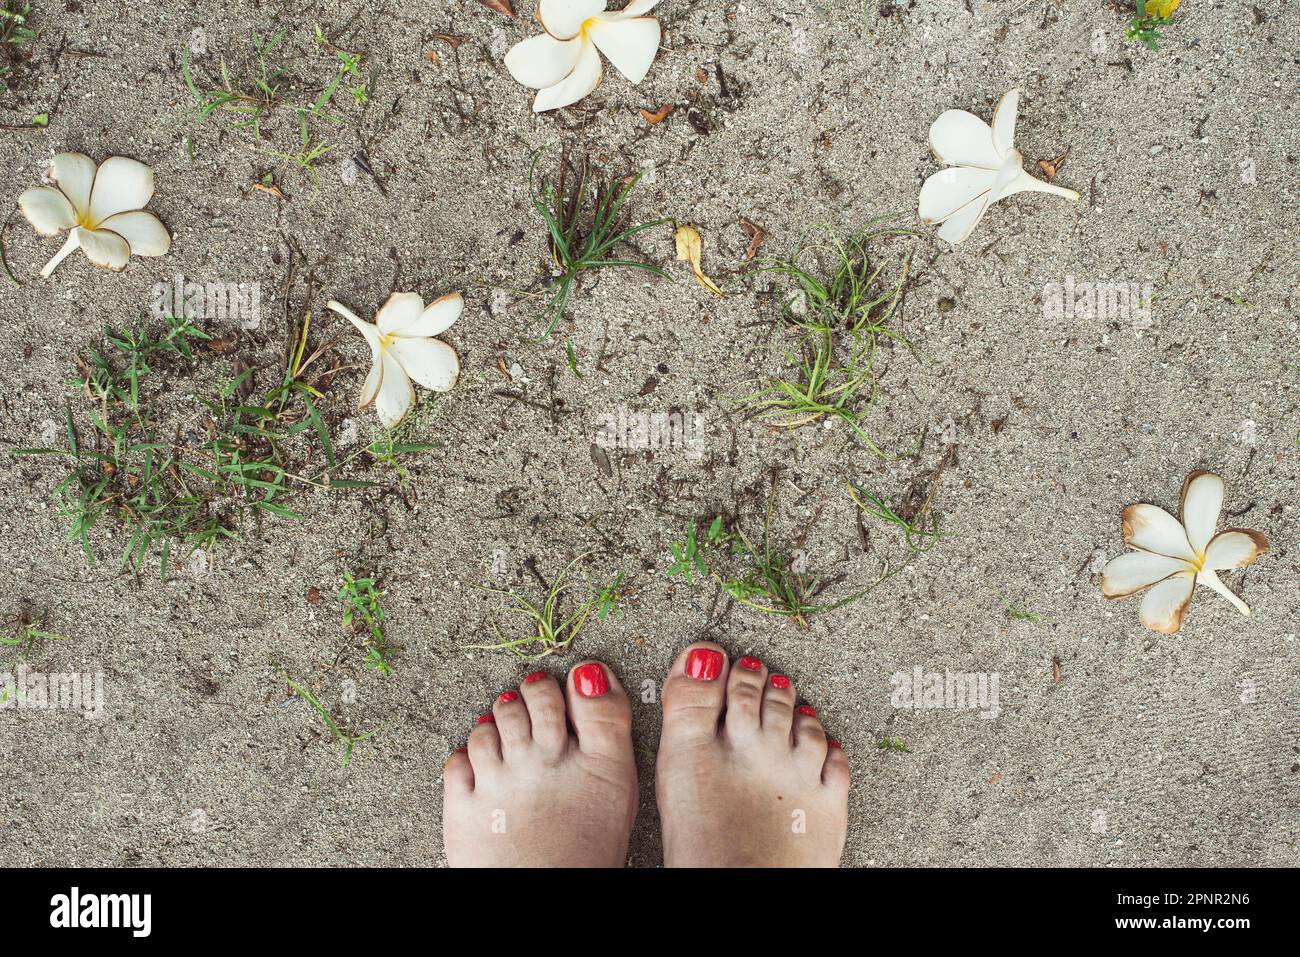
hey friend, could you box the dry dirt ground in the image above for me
[0,0,1296,867]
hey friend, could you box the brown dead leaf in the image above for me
[739,217,766,262]
[674,224,724,297]
[989,772,1004,786]
[1036,147,1070,182]
[252,181,285,200]
[496,355,512,381]
[432,33,465,48]
[639,103,674,125]
[306,586,322,605]
[477,0,514,15]
[1052,656,1062,685]
[206,336,237,354]
[695,67,708,84]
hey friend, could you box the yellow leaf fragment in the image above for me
[674,224,724,296]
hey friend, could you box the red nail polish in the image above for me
[524,671,548,684]
[499,690,519,703]
[476,713,495,725]
[455,746,468,753]
[798,705,818,717]
[827,739,842,749]
[685,648,724,681]
[738,656,762,671]
[770,674,790,689]
[573,663,610,697]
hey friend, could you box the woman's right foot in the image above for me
[655,642,850,867]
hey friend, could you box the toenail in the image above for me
[477,714,495,725]
[455,746,468,753]
[798,705,818,717]
[827,739,842,749]
[685,648,725,681]
[573,663,610,697]
[524,671,548,683]
[500,690,519,703]
[770,674,791,689]
[738,656,762,671]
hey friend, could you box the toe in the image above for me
[661,642,729,743]
[444,747,474,795]
[821,738,851,791]
[792,703,828,771]
[564,661,633,759]
[723,654,766,740]
[760,671,797,738]
[519,669,568,756]
[492,688,532,757]
[467,711,502,766]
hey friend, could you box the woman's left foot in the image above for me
[442,662,638,867]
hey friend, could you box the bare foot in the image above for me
[442,662,637,867]
[656,642,849,867]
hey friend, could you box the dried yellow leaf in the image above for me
[1145,0,1181,17]
[674,224,724,296]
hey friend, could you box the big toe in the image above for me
[661,642,729,744]
[564,661,634,760]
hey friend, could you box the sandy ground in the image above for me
[0,0,1296,867]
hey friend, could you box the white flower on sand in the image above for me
[18,152,171,277]
[918,89,1079,245]
[504,0,662,112]
[327,292,462,430]
[1100,471,1270,634]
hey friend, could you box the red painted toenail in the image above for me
[738,656,762,671]
[455,746,468,753]
[524,671,548,683]
[685,648,724,681]
[798,705,818,717]
[827,740,842,749]
[770,674,791,689]
[500,690,519,703]
[477,714,495,725]
[573,663,610,697]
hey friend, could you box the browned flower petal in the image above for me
[1202,528,1270,570]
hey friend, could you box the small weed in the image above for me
[847,481,943,552]
[466,555,608,660]
[1,620,64,650]
[180,26,370,189]
[593,573,624,621]
[0,1,37,97]
[740,224,920,457]
[530,150,671,339]
[999,593,1049,623]
[13,313,434,578]
[670,482,907,628]
[274,661,378,767]
[877,735,910,753]
[1126,0,1179,50]
[338,569,398,677]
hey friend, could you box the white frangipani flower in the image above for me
[504,0,662,113]
[18,152,171,277]
[918,89,1079,245]
[327,292,462,430]
[1100,471,1270,634]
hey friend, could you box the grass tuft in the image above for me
[529,150,671,339]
